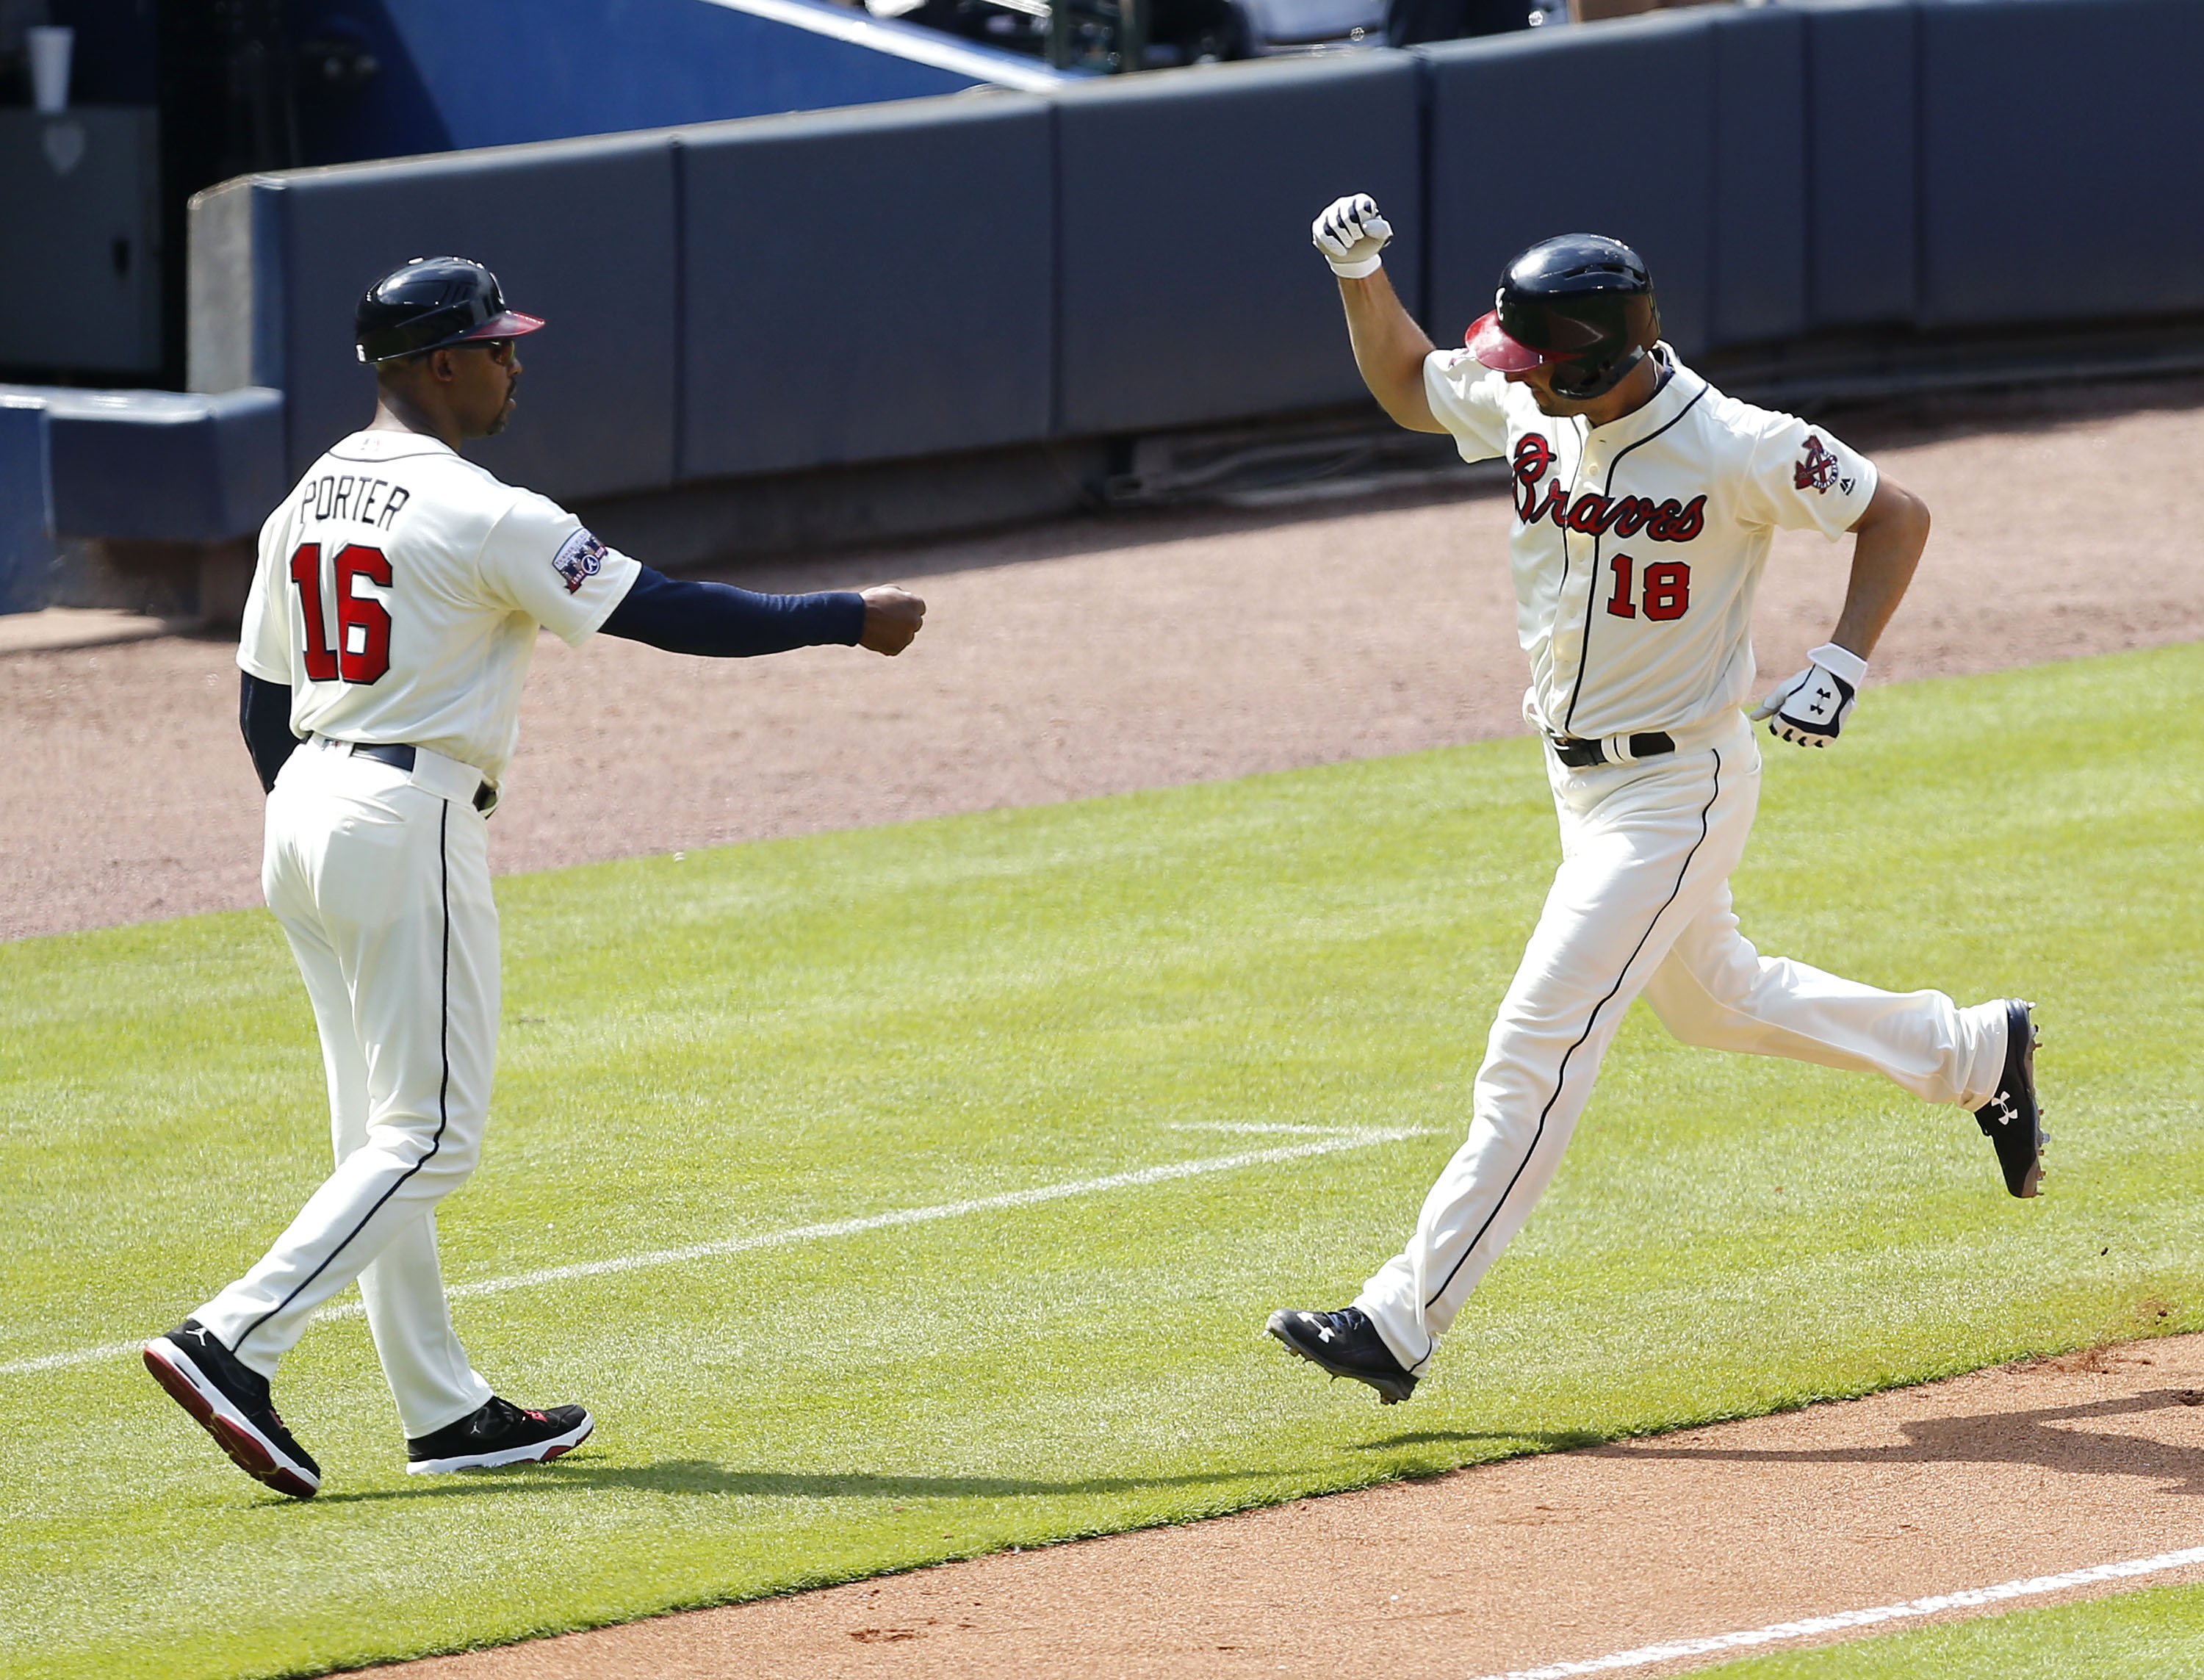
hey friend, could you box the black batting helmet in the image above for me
[354,256,545,365]
[1465,234,1659,400]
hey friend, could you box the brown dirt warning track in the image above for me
[6,375,2204,1675]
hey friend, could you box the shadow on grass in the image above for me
[1350,1428,1605,1453]
[315,1459,1306,1506]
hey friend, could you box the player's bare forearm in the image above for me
[1830,475,1931,660]
[1338,270,1444,433]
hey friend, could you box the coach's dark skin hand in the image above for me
[858,585,926,655]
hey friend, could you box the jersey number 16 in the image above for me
[289,541,392,685]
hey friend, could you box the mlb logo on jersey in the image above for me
[552,529,608,594]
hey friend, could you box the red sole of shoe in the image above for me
[143,1348,319,1500]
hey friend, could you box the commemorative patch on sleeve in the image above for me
[552,528,608,594]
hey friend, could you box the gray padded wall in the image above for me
[1053,54,1422,437]
[0,400,52,614]
[677,95,1054,480]
[1918,0,2204,326]
[269,133,680,500]
[1798,0,1917,330]
[1710,7,1807,347]
[1422,15,1716,358]
[41,388,286,541]
[145,8,2204,555]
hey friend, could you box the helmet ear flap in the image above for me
[1628,294,1660,352]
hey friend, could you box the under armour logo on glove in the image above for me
[1311,193,1392,279]
[1749,642,1868,749]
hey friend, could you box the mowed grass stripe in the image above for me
[0,644,2198,1680]
[0,1125,1423,1377]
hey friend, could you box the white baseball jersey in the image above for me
[1423,345,1877,743]
[237,429,641,783]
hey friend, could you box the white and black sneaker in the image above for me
[406,1396,594,1474]
[1974,999,2046,1199]
[1266,1305,1419,1404]
[143,1319,322,1499]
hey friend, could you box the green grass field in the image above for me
[2,643,2200,1680]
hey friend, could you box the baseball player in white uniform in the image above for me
[1267,199,2045,1404]
[144,256,926,1496]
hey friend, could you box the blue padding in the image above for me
[0,400,53,614]
[1800,0,1917,330]
[1054,54,1422,437]
[1919,0,2204,326]
[1710,7,1807,347]
[677,95,1055,480]
[32,386,284,543]
[270,134,680,502]
[1422,14,1717,358]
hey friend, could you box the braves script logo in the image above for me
[1511,431,1706,541]
[552,528,607,594]
[1795,434,1840,494]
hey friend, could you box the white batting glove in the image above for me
[1750,643,1868,748]
[1312,194,1392,279]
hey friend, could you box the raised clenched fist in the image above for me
[1312,194,1392,279]
[1751,642,1867,747]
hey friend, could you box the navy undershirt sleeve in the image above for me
[599,565,866,657]
[239,671,300,793]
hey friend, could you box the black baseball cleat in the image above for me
[143,1319,322,1499]
[1266,1306,1419,1405]
[1973,1000,2046,1199]
[406,1395,594,1474]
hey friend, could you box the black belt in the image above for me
[1548,730,1675,769]
[345,740,497,812]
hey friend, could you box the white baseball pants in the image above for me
[195,738,497,1438]
[1355,712,2012,1377]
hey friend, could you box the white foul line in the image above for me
[0,1128,1425,1380]
[1469,1546,2204,1680]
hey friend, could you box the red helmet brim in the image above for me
[1465,310,1549,372]
[458,310,546,342]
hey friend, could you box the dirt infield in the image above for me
[7,375,2204,1673]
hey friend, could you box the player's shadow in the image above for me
[1350,1428,1605,1454]
[1577,1387,2204,1494]
[314,1460,1291,1507]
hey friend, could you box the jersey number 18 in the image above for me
[1605,554,1691,622]
[289,541,392,685]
